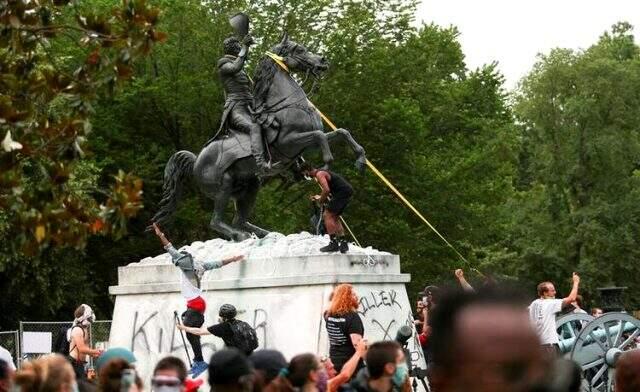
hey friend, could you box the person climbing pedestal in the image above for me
[300,163,354,254]
[152,223,244,377]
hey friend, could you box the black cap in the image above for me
[208,349,253,386]
[249,350,288,383]
[219,304,237,319]
[420,285,439,296]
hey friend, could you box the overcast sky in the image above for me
[416,0,640,89]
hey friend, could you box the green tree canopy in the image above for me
[4,0,639,328]
[0,0,165,325]
[484,22,640,308]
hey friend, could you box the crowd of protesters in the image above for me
[1,273,639,392]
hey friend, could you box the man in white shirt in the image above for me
[529,272,580,357]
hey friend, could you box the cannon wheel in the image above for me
[569,313,640,392]
[557,312,595,341]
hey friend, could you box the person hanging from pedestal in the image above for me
[152,223,245,377]
[300,162,354,253]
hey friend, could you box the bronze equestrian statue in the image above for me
[205,33,276,176]
[151,27,366,241]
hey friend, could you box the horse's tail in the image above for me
[150,150,196,228]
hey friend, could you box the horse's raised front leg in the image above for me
[232,177,269,238]
[325,128,367,173]
[210,172,251,241]
[278,130,334,168]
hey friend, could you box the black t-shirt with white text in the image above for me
[325,311,364,370]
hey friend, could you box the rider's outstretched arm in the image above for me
[220,45,249,75]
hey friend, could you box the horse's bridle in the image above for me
[276,43,325,96]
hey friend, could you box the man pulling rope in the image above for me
[300,162,353,253]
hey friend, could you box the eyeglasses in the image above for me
[151,376,182,388]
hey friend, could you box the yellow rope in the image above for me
[269,53,481,275]
[265,51,290,72]
[339,216,362,248]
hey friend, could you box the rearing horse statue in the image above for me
[151,33,366,241]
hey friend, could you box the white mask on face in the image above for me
[74,304,95,326]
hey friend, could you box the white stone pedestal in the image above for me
[108,233,425,383]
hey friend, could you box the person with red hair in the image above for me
[324,284,364,375]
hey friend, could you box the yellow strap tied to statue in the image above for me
[268,52,480,274]
[265,51,289,72]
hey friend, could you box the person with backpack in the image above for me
[66,304,102,380]
[177,304,259,357]
[152,223,245,377]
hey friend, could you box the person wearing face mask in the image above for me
[152,356,203,392]
[69,305,102,380]
[97,359,142,392]
[341,341,409,392]
[300,163,353,253]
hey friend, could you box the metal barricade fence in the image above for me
[19,321,72,364]
[18,321,112,367]
[0,330,19,368]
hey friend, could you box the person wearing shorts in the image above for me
[301,163,354,253]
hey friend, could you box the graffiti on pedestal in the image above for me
[129,306,269,355]
[358,289,403,317]
[356,289,424,366]
[252,308,268,347]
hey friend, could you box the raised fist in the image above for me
[455,269,464,279]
